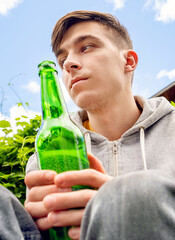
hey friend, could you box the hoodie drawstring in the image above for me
[140,127,147,170]
[84,132,92,154]
[84,129,148,171]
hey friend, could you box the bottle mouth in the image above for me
[38,60,58,76]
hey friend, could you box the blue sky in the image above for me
[0,0,175,128]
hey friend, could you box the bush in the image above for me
[0,115,41,204]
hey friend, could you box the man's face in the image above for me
[57,21,128,111]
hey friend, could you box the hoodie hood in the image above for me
[123,96,174,137]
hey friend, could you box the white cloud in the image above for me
[21,78,71,100]
[144,0,175,23]
[157,69,175,80]
[106,0,126,10]
[21,80,40,94]
[9,105,40,121]
[157,0,175,22]
[0,0,23,16]
[21,77,76,112]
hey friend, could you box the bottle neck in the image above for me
[40,69,68,120]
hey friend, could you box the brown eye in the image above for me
[59,58,66,68]
[82,45,94,52]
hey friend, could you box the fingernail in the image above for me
[68,228,79,239]
[44,196,56,209]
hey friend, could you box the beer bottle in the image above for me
[36,60,90,239]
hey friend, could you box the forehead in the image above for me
[59,21,111,49]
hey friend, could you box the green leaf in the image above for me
[1,182,16,188]
[16,121,29,127]
[15,192,22,198]
[2,160,20,167]
[17,103,23,107]
[15,117,21,121]
[35,115,42,121]
[14,135,24,144]
[0,120,11,128]
[0,172,12,180]
[21,115,28,119]
[171,101,175,107]
[24,137,35,144]
[1,128,13,135]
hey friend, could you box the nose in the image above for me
[63,55,81,73]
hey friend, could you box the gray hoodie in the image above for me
[26,96,175,178]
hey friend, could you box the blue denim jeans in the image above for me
[80,170,175,240]
[0,185,42,240]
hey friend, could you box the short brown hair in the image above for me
[51,10,133,57]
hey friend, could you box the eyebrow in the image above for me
[56,34,102,57]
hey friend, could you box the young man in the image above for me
[24,10,175,240]
[2,10,175,240]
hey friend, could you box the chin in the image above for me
[74,94,101,111]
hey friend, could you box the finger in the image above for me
[25,201,49,218]
[68,227,80,240]
[35,216,53,231]
[28,184,71,202]
[43,189,97,211]
[88,153,106,173]
[48,209,84,227]
[54,169,112,189]
[25,170,57,189]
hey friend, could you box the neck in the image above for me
[41,70,68,120]
[87,95,141,141]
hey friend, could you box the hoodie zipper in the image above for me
[113,141,118,176]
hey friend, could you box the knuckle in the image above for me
[35,220,43,230]
[24,173,31,186]
[57,214,65,225]
[24,202,31,213]
[87,169,99,181]
[28,186,37,200]
[36,218,51,231]
[84,189,96,203]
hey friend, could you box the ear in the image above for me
[124,50,138,73]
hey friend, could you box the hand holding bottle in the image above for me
[25,170,71,229]
[25,154,112,239]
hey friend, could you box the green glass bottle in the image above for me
[36,60,90,240]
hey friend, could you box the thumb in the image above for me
[88,153,106,174]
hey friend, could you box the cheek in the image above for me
[62,73,69,90]
[95,55,114,71]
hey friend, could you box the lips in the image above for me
[70,77,88,89]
